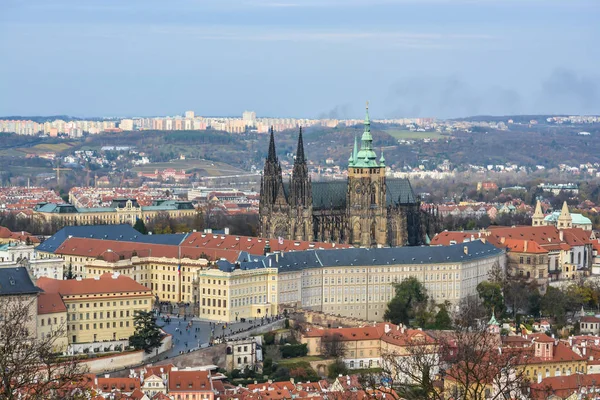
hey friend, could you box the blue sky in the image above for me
[0,0,598,118]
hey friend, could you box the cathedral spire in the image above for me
[295,127,305,164]
[349,134,358,166]
[352,101,379,168]
[267,126,277,163]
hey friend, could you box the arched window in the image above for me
[243,356,248,364]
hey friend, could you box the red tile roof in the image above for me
[486,226,563,246]
[562,228,593,246]
[430,231,480,246]
[37,274,151,296]
[55,237,239,263]
[0,226,40,243]
[503,239,548,254]
[581,316,600,323]
[303,323,435,347]
[96,377,140,392]
[181,232,352,255]
[530,373,600,399]
[37,292,67,314]
[168,370,212,392]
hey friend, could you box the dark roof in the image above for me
[37,225,187,253]
[386,179,416,205]
[310,179,417,210]
[311,181,347,210]
[216,241,503,273]
[0,267,42,296]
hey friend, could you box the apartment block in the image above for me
[36,273,153,344]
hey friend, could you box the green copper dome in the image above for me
[350,102,383,169]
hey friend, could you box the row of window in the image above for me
[69,321,130,330]
[68,299,148,309]
[68,309,143,321]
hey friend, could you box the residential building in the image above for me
[37,292,68,352]
[530,373,600,400]
[0,267,42,338]
[225,338,259,371]
[0,226,40,245]
[0,242,35,262]
[36,273,153,345]
[431,225,596,282]
[580,316,600,335]
[503,333,587,382]
[502,239,549,290]
[300,322,436,376]
[168,370,214,400]
[33,199,196,226]
[200,261,278,322]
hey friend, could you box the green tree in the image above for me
[476,281,505,318]
[65,263,74,280]
[540,286,568,327]
[129,310,164,354]
[384,277,428,326]
[434,304,453,330]
[263,358,274,375]
[328,359,348,379]
[133,219,148,235]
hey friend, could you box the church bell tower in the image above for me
[347,103,387,247]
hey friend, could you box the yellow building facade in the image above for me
[198,264,279,322]
[37,292,68,353]
[36,274,153,344]
[33,199,196,226]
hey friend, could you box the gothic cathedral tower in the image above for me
[259,127,290,238]
[347,103,387,247]
[289,127,314,241]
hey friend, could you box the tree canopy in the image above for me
[384,277,428,326]
[129,310,164,354]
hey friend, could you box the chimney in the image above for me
[384,324,390,333]
[559,230,564,242]
[94,377,98,386]
[225,227,230,235]
[463,246,468,255]
[290,378,294,384]
[500,237,505,244]
[524,240,528,253]
[105,374,110,379]
[537,374,542,384]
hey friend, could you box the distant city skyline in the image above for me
[0,0,598,118]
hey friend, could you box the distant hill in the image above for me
[451,115,570,123]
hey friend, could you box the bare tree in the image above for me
[360,325,529,400]
[321,332,347,359]
[0,296,89,400]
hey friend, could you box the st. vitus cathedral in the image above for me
[259,104,437,247]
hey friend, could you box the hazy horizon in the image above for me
[1,0,598,119]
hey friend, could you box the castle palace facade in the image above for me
[259,105,433,247]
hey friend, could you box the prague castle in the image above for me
[259,104,434,247]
